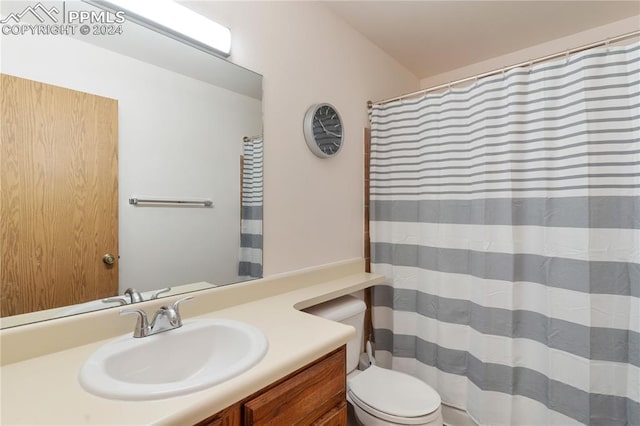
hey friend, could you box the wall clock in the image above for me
[303,103,344,158]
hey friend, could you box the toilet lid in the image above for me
[348,366,441,418]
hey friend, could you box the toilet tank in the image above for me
[304,295,366,373]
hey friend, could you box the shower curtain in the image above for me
[370,41,639,425]
[238,137,263,279]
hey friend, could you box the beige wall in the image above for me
[185,2,419,276]
[420,16,640,88]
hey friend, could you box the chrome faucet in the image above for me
[102,287,172,306]
[120,296,193,338]
[124,287,144,303]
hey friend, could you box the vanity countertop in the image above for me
[0,260,383,425]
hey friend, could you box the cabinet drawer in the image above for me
[244,347,346,425]
[312,401,347,426]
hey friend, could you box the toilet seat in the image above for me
[348,366,441,425]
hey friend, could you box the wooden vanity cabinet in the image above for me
[195,346,347,426]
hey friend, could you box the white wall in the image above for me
[183,1,419,276]
[1,34,262,292]
[420,16,640,88]
[197,4,637,277]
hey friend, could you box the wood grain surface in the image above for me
[244,347,346,425]
[1,74,118,317]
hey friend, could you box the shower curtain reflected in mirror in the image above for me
[370,41,639,425]
[239,137,263,279]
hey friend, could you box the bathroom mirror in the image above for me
[0,1,263,328]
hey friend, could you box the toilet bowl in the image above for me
[304,295,443,426]
[347,367,443,425]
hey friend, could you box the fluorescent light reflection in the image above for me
[100,0,231,56]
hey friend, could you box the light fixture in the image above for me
[85,0,231,57]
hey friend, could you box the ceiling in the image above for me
[324,1,640,79]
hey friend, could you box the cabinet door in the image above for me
[244,347,346,425]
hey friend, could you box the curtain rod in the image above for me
[369,29,640,108]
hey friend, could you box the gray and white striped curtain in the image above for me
[370,41,639,425]
[239,137,263,279]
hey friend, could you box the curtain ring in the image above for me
[605,38,611,53]
[528,61,534,73]
[502,68,506,79]
[564,51,570,64]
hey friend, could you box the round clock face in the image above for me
[303,103,344,158]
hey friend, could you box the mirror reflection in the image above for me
[0,1,263,328]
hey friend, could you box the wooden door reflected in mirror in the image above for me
[1,74,119,317]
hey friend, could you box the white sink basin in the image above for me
[79,319,268,400]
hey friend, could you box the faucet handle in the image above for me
[102,296,128,306]
[151,287,172,300]
[148,296,194,332]
[120,308,149,338]
[172,295,194,308]
[171,295,194,318]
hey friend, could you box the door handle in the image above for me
[102,253,116,265]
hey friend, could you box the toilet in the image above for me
[305,295,443,426]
